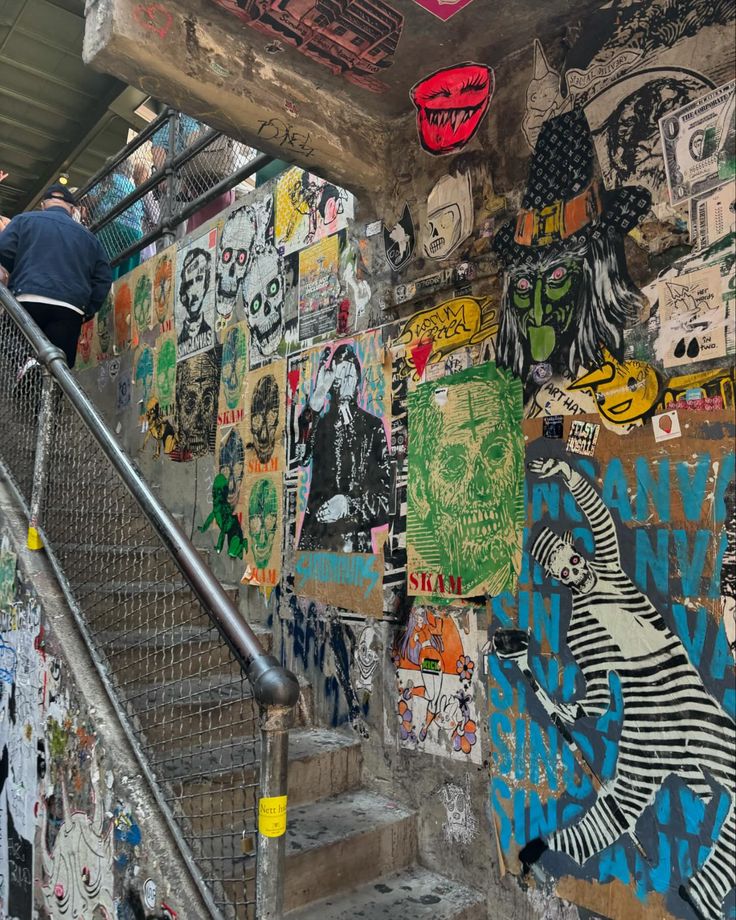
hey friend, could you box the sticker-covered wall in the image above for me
[0,518,203,919]
[74,1,735,915]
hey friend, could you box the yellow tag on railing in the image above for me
[258,796,287,838]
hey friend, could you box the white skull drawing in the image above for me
[217,205,258,313]
[244,244,284,357]
[423,170,473,260]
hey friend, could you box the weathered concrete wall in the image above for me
[75,1,736,917]
[0,482,210,920]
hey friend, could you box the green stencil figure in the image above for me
[155,338,177,408]
[134,274,153,334]
[200,474,246,558]
[96,291,113,356]
[248,478,278,569]
[407,362,524,598]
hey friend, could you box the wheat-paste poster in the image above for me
[407,362,524,599]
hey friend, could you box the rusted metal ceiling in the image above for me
[0,0,145,215]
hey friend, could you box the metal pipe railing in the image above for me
[0,283,299,918]
[75,109,275,268]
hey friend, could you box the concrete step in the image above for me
[285,865,486,919]
[283,790,417,913]
[203,789,416,914]
[171,728,362,836]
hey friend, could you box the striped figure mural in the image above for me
[496,457,735,920]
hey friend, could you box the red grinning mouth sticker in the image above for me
[410,62,494,156]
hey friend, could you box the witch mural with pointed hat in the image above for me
[492,109,651,396]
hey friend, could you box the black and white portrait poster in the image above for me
[287,330,391,555]
[174,228,217,361]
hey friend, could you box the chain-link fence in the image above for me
[77,112,272,268]
[0,302,290,920]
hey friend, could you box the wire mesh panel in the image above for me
[77,113,265,266]
[0,310,43,501]
[0,307,259,920]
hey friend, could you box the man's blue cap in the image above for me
[43,183,76,205]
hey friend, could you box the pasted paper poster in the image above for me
[660,79,736,204]
[152,244,176,333]
[240,473,283,594]
[113,280,131,353]
[75,319,96,370]
[243,358,286,476]
[217,322,248,429]
[133,343,155,421]
[129,260,154,346]
[293,550,384,617]
[174,228,217,361]
[657,264,727,367]
[288,330,391,555]
[275,167,353,256]
[407,362,524,599]
[213,321,249,515]
[690,182,736,249]
[153,332,177,416]
[392,606,484,761]
[298,234,340,342]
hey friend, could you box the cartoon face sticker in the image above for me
[411,63,494,155]
[383,203,416,271]
[423,171,474,259]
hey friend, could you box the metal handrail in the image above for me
[0,284,299,919]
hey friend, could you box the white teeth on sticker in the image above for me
[426,106,478,129]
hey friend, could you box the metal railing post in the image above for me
[27,367,59,550]
[257,703,294,920]
[161,109,178,241]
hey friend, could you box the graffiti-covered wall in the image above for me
[75,2,735,915]
[0,515,201,920]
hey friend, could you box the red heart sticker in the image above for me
[658,415,673,434]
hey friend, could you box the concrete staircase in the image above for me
[59,542,484,919]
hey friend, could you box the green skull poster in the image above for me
[407,362,524,599]
[240,473,282,596]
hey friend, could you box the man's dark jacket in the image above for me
[0,206,112,317]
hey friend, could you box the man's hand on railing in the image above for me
[0,265,8,286]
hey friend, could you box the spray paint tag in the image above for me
[259,796,287,837]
